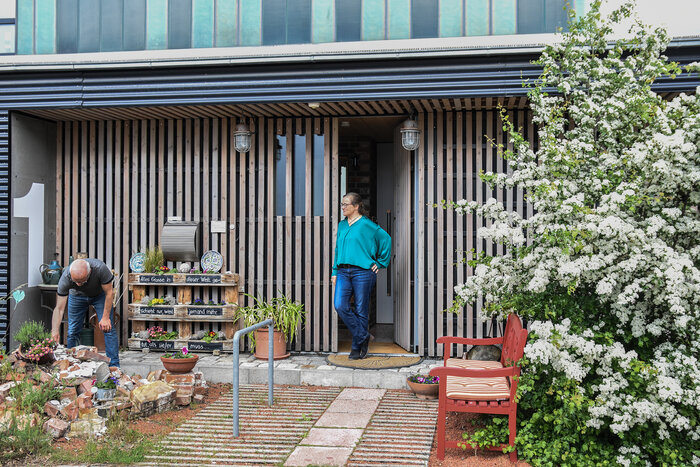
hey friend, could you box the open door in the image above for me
[393,124,412,350]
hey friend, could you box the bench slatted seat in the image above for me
[429,314,528,462]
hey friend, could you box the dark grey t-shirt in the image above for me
[57,258,114,297]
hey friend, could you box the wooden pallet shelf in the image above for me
[127,270,240,352]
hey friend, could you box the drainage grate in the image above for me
[346,390,438,467]
[143,384,341,466]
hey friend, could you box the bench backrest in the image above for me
[501,314,527,367]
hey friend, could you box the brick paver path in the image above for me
[143,384,437,466]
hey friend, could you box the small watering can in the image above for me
[40,253,63,285]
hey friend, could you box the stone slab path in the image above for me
[142,384,437,466]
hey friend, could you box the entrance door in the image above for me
[392,125,412,350]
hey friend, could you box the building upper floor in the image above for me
[2,0,587,55]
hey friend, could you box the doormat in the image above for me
[327,354,422,370]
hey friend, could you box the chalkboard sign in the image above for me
[185,274,221,284]
[139,275,174,284]
[140,306,175,315]
[188,341,224,351]
[139,340,175,350]
[187,306,223,316]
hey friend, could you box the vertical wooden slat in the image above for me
[527,112,535,241]
[455,111,464,355]
[475,112,483,339]
[436,112,444,353]
[238,119,247,313]
[149,121,156,248]
[220,118,228,271]
[266,119,274,299]
[247,118,255,302]
[79,122,86,253]
[445,112,454,344]
[112,122,122,340]
[285,119,293,303]
[63,123,71,262]
[121,121,130,343]
[89,121,96,258]
[105,122,113,271]
[212,118,220,264]
[465,111,474,340]
[167,120,175,220]
[313,216,321,352]
[304,119,313,351]
[55,122,63,259]
[322,117,330,352]
[158,121,165,240]
[255,118,264,298]
[330,118,339,352]
[427,112,435,356]
[176,120,183,220]
[131,121,139,260]
[417,113,426,356]
[229,119,237,275]
[295,214,302,351]
[203,119,211,271]
[139,120,147,253]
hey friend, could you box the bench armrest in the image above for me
[437,336,504,361]
[429,365,520,379]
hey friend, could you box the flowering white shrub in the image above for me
[446,2,700,465]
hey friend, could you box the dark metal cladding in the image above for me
[0,111,8,350]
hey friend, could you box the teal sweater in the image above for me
[332,216,392,276]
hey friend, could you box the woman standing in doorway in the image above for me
[332,192,392,360]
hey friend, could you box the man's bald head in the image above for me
[70,259,91,285]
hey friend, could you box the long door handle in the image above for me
[386,210,391,296]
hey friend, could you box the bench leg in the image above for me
[508,410,517,462]
[437,404,446,460]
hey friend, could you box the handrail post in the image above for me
[232,318,275,437]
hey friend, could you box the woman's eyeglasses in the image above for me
[340,203,352,208]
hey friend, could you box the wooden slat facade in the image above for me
[54,107,532,356]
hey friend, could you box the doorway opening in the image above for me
[336,115,411,354]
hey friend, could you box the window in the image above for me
[275,130,325,217]
[262,0,311,46]
[517,0,569,34]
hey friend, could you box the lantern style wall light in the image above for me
[400,118,420,151]
[234,123,252,153]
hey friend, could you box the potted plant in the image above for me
[406,373,439,400]
[13,320,57,365]
[237,293,305,360]
[161,346,198,373]
[143,246,164,273]
[94,375,119,401]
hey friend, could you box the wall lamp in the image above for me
[400,118,420,151]
[234,123,252,153]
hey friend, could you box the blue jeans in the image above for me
[334,266,376,351]
[67,292,120,367]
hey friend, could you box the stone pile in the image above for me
[0,345,208,440]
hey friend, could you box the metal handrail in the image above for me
[232,318,274,437]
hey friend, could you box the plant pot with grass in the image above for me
[237,293,305,360]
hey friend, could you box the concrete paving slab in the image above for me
[315,411,373,428]
[284,446,354,466]
[336,388,386,400]
[301,427,363,447]
[300,369,354,387]
[326,399,380,413]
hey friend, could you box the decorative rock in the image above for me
[56,359,72,371]
[0,411,40,430]
[94,362,110,383]
[76,393,93,409]
[466,345,502,361]
[174,385,194,397]
[193,385,209,396]
[0,381,19,397]
[141,347,150,354]
[130,381,175,416]
[174,394,192,406]
[137,330,150,339]
[79,379,93,395]
[44,400,61,417]
[75,349,110,363]
[193,394,205,403]
[60,400,79,421]
[61,386,78,402]
[191,330,207,340]
[164,372,196,385]
[178,262,191,273]
[43,417,69,438]
[70,413,106,438]
[38,370,53,384]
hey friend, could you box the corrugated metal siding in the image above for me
[0,55,697,112]
[0,111,8,350]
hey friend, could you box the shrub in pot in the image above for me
[161,347,198,373]
[13,321,57,365]
[237,293,305,359]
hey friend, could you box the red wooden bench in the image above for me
[429,314,528,462]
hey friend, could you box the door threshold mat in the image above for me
[327,353,422,369]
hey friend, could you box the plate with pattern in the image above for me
[129,252,146,273]
[200,250,223,273]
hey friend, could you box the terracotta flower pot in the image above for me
[161,354,199,373]
[254,328,290,360]
[406,378,439,400]
[15,348,55,366]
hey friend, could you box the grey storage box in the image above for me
[161,220,200,261]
